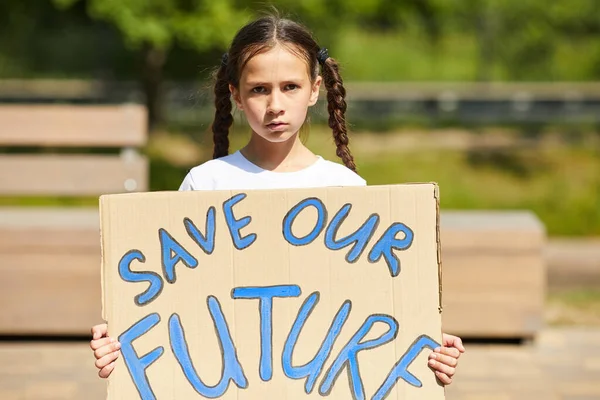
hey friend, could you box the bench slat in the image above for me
[0,207,99,230]
[0,105,147,147]
[0,252,101,335]
[0,154,148,195]
[0,208,101,335]
[441,211,545,251]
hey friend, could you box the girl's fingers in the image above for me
[90,337,113,351]
[429,350,459,367]
[95,350,121,370]
[441,333,465,353]
[93,341,121,360]
[428,357,456,378]
[434,370,452,385]
[99,361,116,379]
[91,324,108,340]
[433,346,461,359]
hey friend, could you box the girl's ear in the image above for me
[308,76,322,107]
[229,84,243,110]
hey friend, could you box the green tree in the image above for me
[450,0,557,81]
[550,0,600,79]
[53,0,249,129]
[50,0,429,128]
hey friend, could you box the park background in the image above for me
[0,0,599,399]
[2,0,600,236]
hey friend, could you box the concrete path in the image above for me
[1,327,599,400]
[545,238,600,290]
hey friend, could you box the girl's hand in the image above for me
[90,323,121,378]
[427,333,465,385]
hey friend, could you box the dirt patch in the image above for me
[545,289,600,327]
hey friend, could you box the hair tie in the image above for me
[221,53,229,68]
[317,48,329,66]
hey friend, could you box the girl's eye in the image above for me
[251,86,266,94]
[285,84,299,91]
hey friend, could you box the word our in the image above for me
[119,285,439,400]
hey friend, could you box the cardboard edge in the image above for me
[433,183,443,315]
[98,194,111,400]
[98,195,108,323]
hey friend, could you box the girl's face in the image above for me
[230,44,321,143]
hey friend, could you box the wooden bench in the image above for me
[440,210,546,339]
[0,104,147,335]
[0,106,545,339]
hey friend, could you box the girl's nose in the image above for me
[267,91,284,115]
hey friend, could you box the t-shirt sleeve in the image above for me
[347,174,367,186]
[337,167,367,186]
[319,160,368,187]
[178,172,196,191]
[178,165,217,191]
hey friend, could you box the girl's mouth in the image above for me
[266,122,288,131]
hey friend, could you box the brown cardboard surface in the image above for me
[100,184,443,399]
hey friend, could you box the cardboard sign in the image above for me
[100,184,444,400]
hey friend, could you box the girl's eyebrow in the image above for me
[281,78,305,83]
[245,81,270,86]
[245,77,306,86]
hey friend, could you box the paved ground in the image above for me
[1,326,599,400]
[447,327,600,400]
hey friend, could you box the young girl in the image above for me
[91,14,465,388]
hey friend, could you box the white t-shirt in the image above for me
[179,150,366,191]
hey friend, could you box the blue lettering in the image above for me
[320,314,399,400]
[373,335,440,399]
[283,198,327,246]
[223,193,256,250]
[184,207,216,254]
[324,204,379,263]
[118,313,164,400]
[159,228,198,283]
[368,223,414,277]
[118,250,163,306]
[232,285,301,381]
[283,293,352,393]
[169,298,247,398]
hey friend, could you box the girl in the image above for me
[91,14,465,387]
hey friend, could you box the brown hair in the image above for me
[211,15,357,172]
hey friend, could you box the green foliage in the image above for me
[0,0,587,81]
[334,27,478,81]
[52,0,249,51]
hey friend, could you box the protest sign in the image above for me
[100,184,444,399]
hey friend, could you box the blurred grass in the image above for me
[1,126,599,236]
[149,126,600,236]
[335,29,480,81]
[356,147,600,236]
[0,196,98,207]
[302,126,600,236]
[334,27,600,81]
[546,289,600,326]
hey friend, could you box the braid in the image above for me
[321,58,357,172]
[212,63,233,159]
